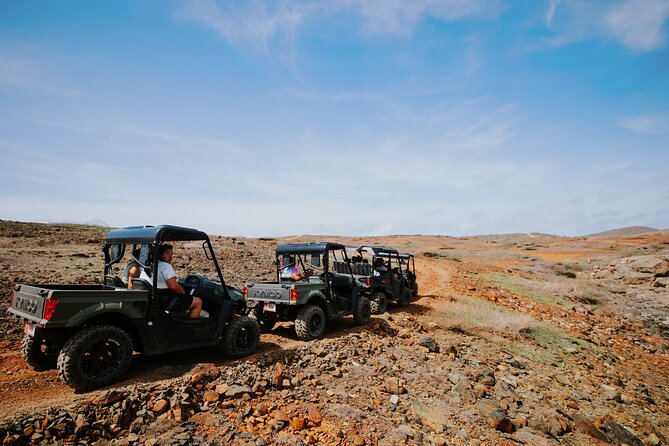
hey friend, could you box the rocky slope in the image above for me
[0,221,668,446]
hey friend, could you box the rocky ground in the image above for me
[0,221,668,445]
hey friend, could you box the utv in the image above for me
[244,242,371,340]
[343,246,417,314]
[6,225,260,391]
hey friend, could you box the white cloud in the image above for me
[605,0,669,51]
[544,0,669,52]
[546,0,562,26]
[618,114,669,134]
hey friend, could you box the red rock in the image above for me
[153,399,169,414]
[274,409,290,423]
[290,417,305,430]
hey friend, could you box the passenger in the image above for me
[141,244,202,318]
[280,256,312,281]
[373,258,388,276]
[121,248,142,289]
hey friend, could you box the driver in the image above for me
[280,256,312,281]
[141,244,203,318]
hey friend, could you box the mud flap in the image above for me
[216,300,235,336]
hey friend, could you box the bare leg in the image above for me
[189,296,203,319]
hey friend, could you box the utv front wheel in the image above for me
[57,325,133,392]
[22,334,58,371]
[412,283,419,298]
[353,296,371,325]
[295,305,326,340]
[369,292,387,315]
[221,316,260,358]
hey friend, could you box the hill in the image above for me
[586,226,658,238]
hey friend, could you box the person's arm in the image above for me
[166,277,185,294]
[126,265,140,289]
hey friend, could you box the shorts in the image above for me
[158,290,194,310]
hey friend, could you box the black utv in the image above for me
[244,242,371,340]
[7,225,260,391]
[343,246,417,314]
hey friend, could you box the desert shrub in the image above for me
[432,294,534,339]
[424,252,462,262]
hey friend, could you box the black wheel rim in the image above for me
[234,326,253,352]
[80,339,123,380]
[308,313,323,335]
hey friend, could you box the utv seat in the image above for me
[131,278,152,292]
[105,275,126,288]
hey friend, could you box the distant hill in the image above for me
[586,226,658,238]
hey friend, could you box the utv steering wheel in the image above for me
[184,275,201,285]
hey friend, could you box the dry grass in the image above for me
[432,294,534,339]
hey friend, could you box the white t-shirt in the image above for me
[139,261,176,290]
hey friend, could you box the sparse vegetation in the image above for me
[482,272,569,308]
[505,323,597,365]
[424,252,462,262]
[432,294,534,338]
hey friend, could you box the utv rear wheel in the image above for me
[249,307,277,333]
[353,296,371,325]
[295,305,326,340]
[22,334,58,371]
[57,325,133,392]
[398,291,411,307]
[412,283,419,298]
[221,316,260,358]
[369,292,387,315]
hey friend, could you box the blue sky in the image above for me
[1,0,668,237]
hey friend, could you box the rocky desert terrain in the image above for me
[0,220,668,446]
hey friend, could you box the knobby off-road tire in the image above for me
[295,305,326,340]
[353,296,371,325]
[22,333,58,371]
[221,316,260,358]
[57,325,133,392]
[398,291,411,307]
[412,283,419,298]
[369,292,387,315]
[249,307,277,333]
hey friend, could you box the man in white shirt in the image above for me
[140,244,202,318]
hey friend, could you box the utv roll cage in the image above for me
[103,225,229,300]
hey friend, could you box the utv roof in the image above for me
[276,242,346,255]
[356,246,399,256]
[105,225,210,244]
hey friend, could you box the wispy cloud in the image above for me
[605,0,669,51]
[0,54,81,96]
[175,0,501,59]
[618,114,669,134]
[543,0,669,52]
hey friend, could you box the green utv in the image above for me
[7,225,260,392]
[244,242,371,340]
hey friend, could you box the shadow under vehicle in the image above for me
[7,225,259,391]
[342,246,418,314]
[244,242,371,340]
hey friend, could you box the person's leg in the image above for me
[188,296,203,318]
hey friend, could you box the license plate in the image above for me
[263,302,277,312]
[24,323,35,337]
